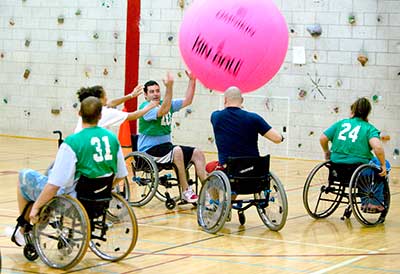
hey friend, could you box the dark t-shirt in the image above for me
[211,107,272,164]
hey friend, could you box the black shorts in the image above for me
[146,142,194,168]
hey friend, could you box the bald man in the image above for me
[207,87,284,172]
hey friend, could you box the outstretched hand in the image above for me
[162,72,174,89]
[185,70,196,81]
[130,85,143,98]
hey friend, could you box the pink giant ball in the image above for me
[179,0,289,93]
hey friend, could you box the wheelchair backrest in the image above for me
[131,134,139,152]
[226,155,270,194]
[75,175,114,219]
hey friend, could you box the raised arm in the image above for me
[106,85,143,108]
[126,101,158,121]
[157,72,174,117]
[181,71,196,108]
[369,137,387,176]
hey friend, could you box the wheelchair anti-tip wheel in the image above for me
[123,152,159,207]
[303,161,345,219]
[33,195,90,270]
[23,243,39,261]
[197,171,231,234]
[255,171,288,231]
[90,193,138,261]
[349,164,390,226]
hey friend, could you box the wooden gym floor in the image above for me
[0,135,399,273]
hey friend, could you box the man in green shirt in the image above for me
[13,97,128,246]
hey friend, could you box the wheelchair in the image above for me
[303,160,390,226]
[118,135,198,210]
[197,155,288,234]
[14,175,138,270]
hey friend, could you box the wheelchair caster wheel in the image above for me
[24,243,39,261]
[165,199,176,210]
[238,211,246,225]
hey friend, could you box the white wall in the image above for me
[1,0,399,166]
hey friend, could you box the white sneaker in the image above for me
[183,188,198,203]
[10,227,26,246]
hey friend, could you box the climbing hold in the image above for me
[377,15,382,23]
[3,98,8,104]
[167,35,174,42]
[9,18,15,26]
[93,32,99,39]
[113,32,119,39]
[298,143,302,148]
[290,28,296,34]
[24,110,30,117]
[113,56,117,63]
[333,106,339,113]
[72,102,78,108]
[372,94,382,103]
[309,131,314,136]
[146,59,152,65]
[101,0,114,8]
[54,78,59,84]
[208,136,215,143]
[394,148,399,156]
[178,0,185,9]
[177,72,183,78]
[0,52,4,58]
[57,40,63,47]
[175,122,181,127]
[348,14,356,25]
[24,39,31,47]
[103,68,108,76]
[357,54,368,66]
[57,16,64,24]
[75,9,81,16]
[51,108,61,115]
[306,24,322,37]
[23,69,31,79]
[336,79,343,87]
[298,89,307,99]
[312,53,318,62]
[381,134,390,141]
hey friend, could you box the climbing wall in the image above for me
[0,0,128,137]
[0,0,399,166]
[138,0,400,166]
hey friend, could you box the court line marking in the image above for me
[140,223,374,252]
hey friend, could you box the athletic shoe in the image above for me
[183,188,198,203]
[11,228,26,247]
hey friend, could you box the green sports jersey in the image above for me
[324,117,380,164]
[139,100,173,136]
[64,126,120,179]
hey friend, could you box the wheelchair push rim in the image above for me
[123,152,159,207]
[197,171,231,234]
[33,195,90,270]
[255,171,288,231]
[89,193,138,261]
[303,161,344,219]
[349,164,390,227]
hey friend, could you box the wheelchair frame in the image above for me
[121,151,199,209]
[18,190,138,269]
[303,161,390,226]
[197,155,288,234]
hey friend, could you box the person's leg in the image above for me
[173,146,189,190]
[191,148,207,183]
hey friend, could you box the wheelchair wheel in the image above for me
[197,171,231,234]
[24,243,39,261]
[124,152,159,207]
[90,193,138,261]
[114,179,130,202]
[255,171,288,231]
[33,196,90,270]
[303,161,344,219]
[349,164,390,226]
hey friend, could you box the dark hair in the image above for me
[351,97,371,121]
[143,80,159,93]
[76,85,105,102]
[80,96,102,124]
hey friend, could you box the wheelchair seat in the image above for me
[226,155,270,195]
[75,175,114,220]
[328,162,361,186]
